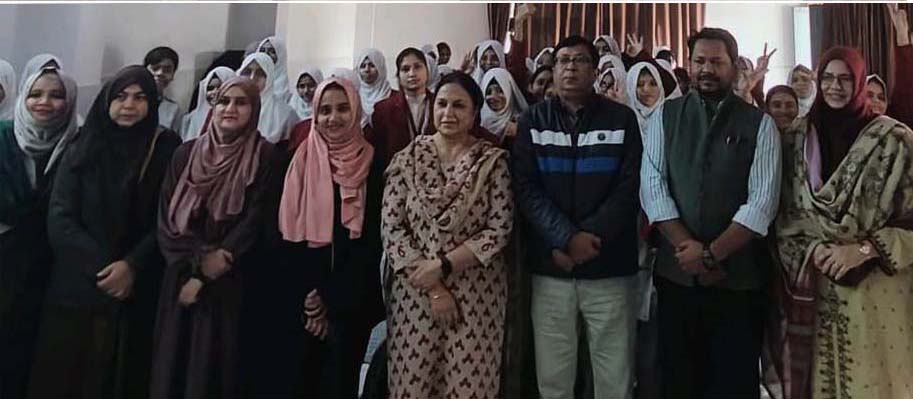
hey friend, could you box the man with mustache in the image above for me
[640,27,782,399]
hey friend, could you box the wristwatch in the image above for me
[859,241,874,257]
[702,247,719,270]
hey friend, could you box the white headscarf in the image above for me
[0,59,16,121]
[328,67,371,128]
[596,67,627,101]
[438,65,454,76]
[626,62,667,134]
[866,74,887,93]
[356,48,392,119]
[594,35,622,57]
[257,36,292,103]
[289,66,324,121]
[526,47,555,73]
[13,68,79,173]
[598,54,626,74]
[472,40,506,84]
[789,64,816,117]
[420,44,437,60]
[480,68,528,139]
[20,54,63,93]
[424,52,441,91]
[238,53,299,143]
[627,62,666,135]
[180,66,235,142]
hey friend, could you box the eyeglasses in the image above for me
[820,73,854,88]
[556,56,593,67]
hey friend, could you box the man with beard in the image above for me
[640,27,782,399]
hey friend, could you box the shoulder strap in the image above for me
[138,127,164,183]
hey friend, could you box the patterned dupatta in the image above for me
[410,137,501,234]
[764,115,913,399]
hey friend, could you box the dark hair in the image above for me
[673,67,691,86]
[529,65,554,85]
[642,60,679,97]
[554,35,599,67]
[432,71,484,127]
[395,47,429,72]
[765,84,799,106]
[866,75,886,90]
[687,28,738,65]
[656,49,674,63]
[436,42,451,53]
[143,46,179,69]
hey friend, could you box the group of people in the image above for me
[1,4,912,399]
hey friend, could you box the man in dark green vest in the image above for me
[640,27,782,399]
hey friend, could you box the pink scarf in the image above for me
[279,78,374,247]
[164,77,264,236]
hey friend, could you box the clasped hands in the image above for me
[178,248,233,307]
[811,241,877,282]
[552,231,602,272]
[674,239,727,286]
[406,257,460,326]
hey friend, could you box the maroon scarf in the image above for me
[808,46,875,181]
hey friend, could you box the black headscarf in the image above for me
[808,47,875,181]
[60,66,169,259]
[70,65,160,170]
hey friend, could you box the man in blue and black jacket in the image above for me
[511,35,642,399]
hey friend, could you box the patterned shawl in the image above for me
[764,115,913,399]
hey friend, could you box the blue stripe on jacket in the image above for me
[537,156,621,174]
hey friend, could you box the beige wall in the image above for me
[705,2,798,91]
[0,3,271,114]
[278,3,489,89]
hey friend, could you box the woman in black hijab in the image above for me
[28,65,180,399]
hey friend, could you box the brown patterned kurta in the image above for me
[382,135,513,399]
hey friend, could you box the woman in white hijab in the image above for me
[626,62,667,134]
[179,66,235,142]
[594,35,622,58]
[0,59,16,121]
[480,67,528,141]
[19,54,63,92]
[471,40,507,84]
[422,43,453,77]
[257,36,292,103]
[424,51,441,92]
[788,64,816,117]
[526,47,555,73]
[597,67,627,104]
[238,52,299,143]
[356,48,392,120]
[289,66,324,121]
[598,54,626,75]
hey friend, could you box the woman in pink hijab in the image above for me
[277,77,385,399]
